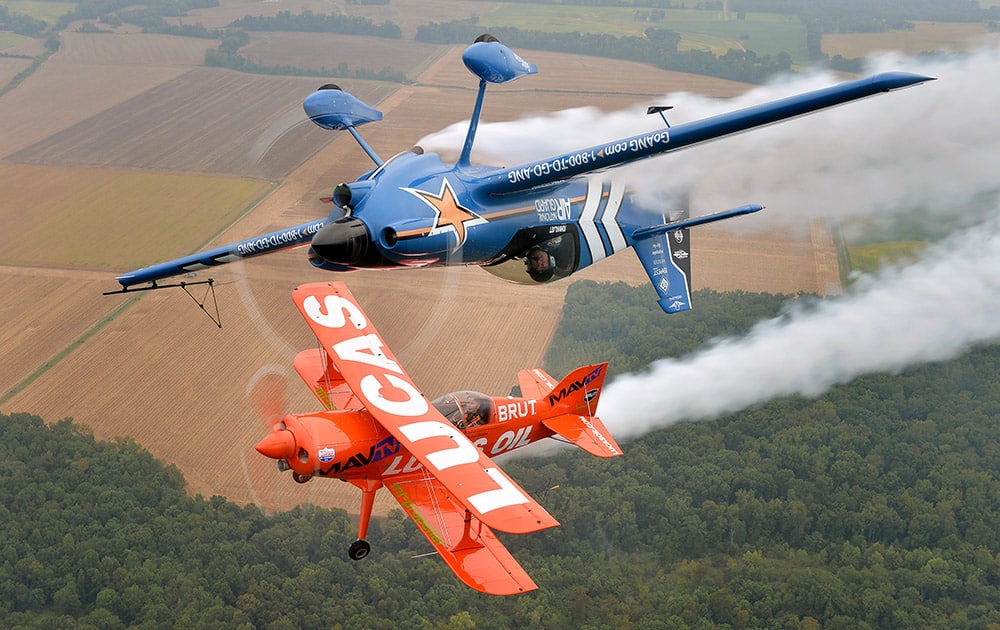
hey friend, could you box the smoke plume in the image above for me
[601,218,1000,436]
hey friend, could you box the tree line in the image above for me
[227,11,402,39]
[416,19,792,84]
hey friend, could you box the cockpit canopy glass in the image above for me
[432,391,492,429]
[483,231,579,284]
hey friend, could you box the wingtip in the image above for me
[872,71,936,90]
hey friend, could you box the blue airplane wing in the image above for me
[473,72,934,195]
[116,219,327,288]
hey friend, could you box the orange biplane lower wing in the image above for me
[387,471,538,595]
[293,348,359,410]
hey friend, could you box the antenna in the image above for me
[647,105,674,128]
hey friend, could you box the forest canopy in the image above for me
[4,283,1000,628]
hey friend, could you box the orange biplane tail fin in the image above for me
[537,362,621,458]
[540,362,609,416]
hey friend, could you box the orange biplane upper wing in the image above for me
[517,368,558,399]
[387,470,538,595]
[292,282,558,535]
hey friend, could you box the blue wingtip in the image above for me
[870,71,936,90]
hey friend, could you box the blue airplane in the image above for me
[112,35,932,314]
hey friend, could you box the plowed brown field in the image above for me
[7,68,397,178]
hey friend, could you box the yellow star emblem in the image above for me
[405,179,481,246]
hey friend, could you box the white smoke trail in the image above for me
[600,215,1000,437]
[420,45,1000,435]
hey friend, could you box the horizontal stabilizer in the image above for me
[516,368,558,399]
[542,413,622,458]
[631,204,763,240]
[387,473,538,595]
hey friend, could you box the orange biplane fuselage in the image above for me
[254,282,621,595]
[260,399,563,483]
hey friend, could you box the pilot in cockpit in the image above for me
[432,391,491,430]
[525,246,556,282]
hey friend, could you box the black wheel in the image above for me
[348,539,371,561]
[292,472,312,484]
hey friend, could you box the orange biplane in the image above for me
[255,282,622,595]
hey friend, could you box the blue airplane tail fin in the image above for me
[633,228,693,314]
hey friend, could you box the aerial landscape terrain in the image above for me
[3,0,1000,626]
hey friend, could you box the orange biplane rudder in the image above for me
[538,363,622,459]
[542,363,608,415]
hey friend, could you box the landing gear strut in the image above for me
[347,479,381,561]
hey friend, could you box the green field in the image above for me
[0,32,30,50]
[847,241,926,275]
[1,0,77,25]
[478,6,809,62]
[0,164,273,269]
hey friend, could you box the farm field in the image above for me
[240,32,444,79]
[1,22,850,516]
[0,163,272,270]
[0,266,123,404]
[823,21,1000,58]
[0,56,32,88]
[0,31,214,157]
[54,31,211,67]
[477,6,809,60]
[0,62,189,157]
[1,0,75,25]
[417,45,749,98]
[6,68,382,178]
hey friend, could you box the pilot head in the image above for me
[525,247,555,282]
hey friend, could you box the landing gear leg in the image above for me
[348,479,381,561]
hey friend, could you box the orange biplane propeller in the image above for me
[254,282,622,595]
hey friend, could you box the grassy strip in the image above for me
[0,294,140,407]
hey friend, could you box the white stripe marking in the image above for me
[580,178,606,263]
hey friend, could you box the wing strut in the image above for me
[102,279,222,328]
